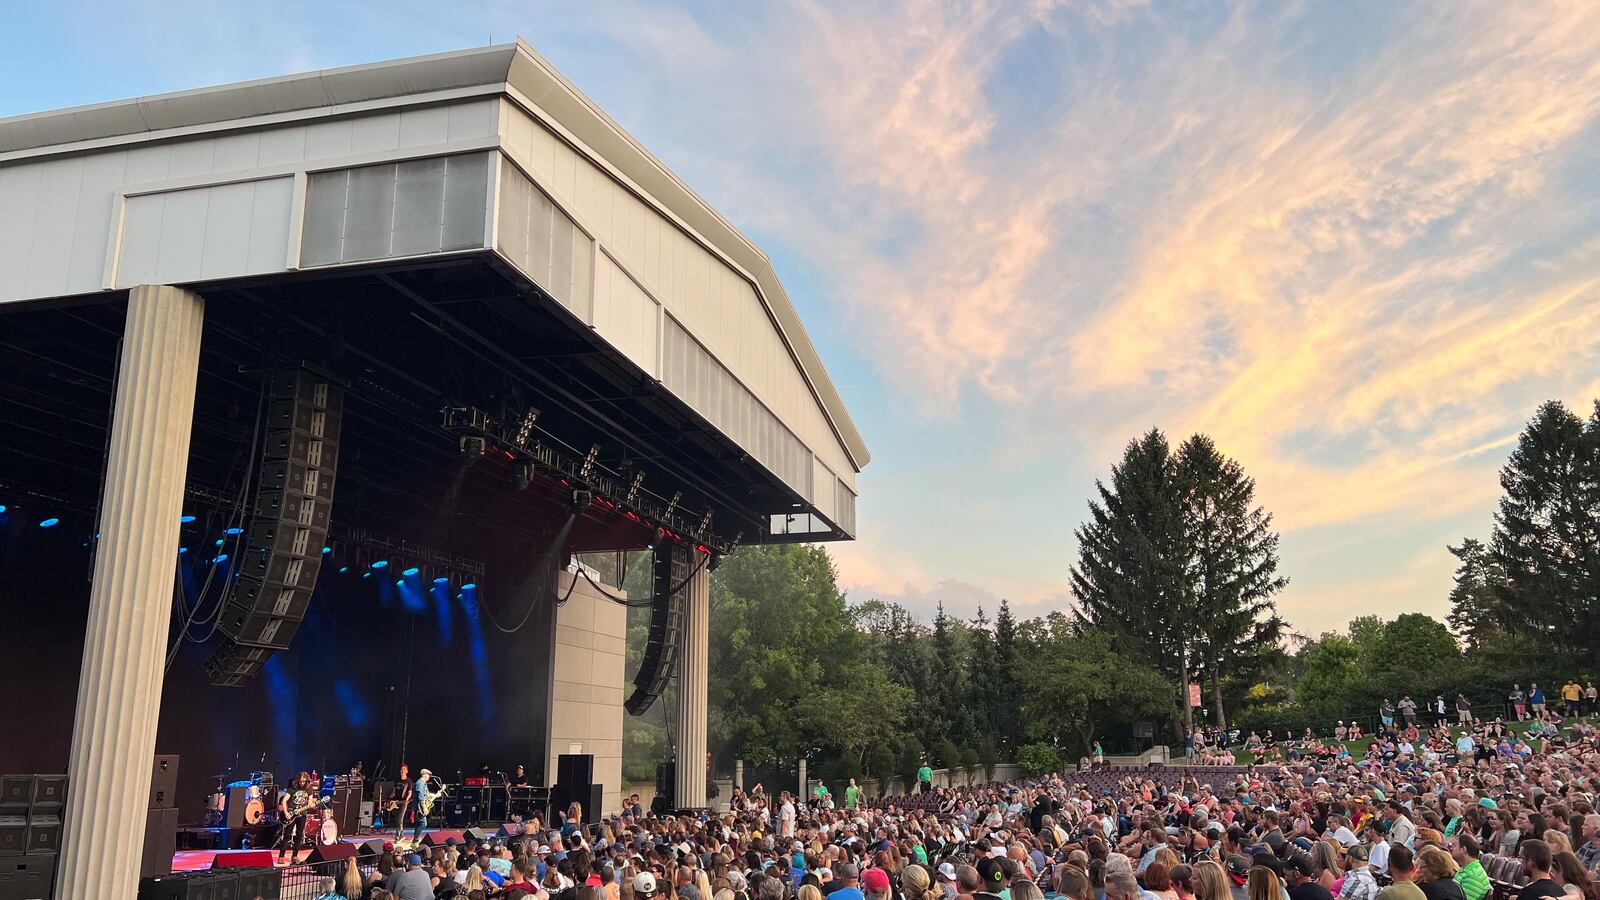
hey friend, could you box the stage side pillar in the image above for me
[56,285,204,900]
[674,558,710,809]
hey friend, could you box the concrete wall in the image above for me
[800,763,1025,802]
[545,567,626,816]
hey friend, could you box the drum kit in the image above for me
[203,770,275,827]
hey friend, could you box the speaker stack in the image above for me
[141,754,180,879]
[551,754,602,822]
[0,773,65,899]
[138,866,280,900]
[624,541,689,715]
[204,368,344,687]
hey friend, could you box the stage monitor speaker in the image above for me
[463,827,493,843]
[0,816,25,855]
[203,869,242,900]
[357,839,387,863]
[421,830,465,848]
[207,368,343,683]
[210,849,275,868]
[305,842,357,865]
[139,873,209,900]
[0,852,57,899]
[0,777,33,814]
[624,540,689,715]
[235,867,280,900]
[557,754,594,787]
[25,815,60,854]
[151,754,180,809]
[143,806,180,878]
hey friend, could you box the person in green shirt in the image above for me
[844,778,862,810]
[813,780,829,806]
[1451,834,1492,900]
[917,763,933,794]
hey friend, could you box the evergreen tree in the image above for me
[1446,538,1507,653]
[1490,400,1600,658]
[925,602,958,749]
[993,599,1021,751]
[967,606,998,736]
[1175,434,1288,728]
[1070,428,1192,732]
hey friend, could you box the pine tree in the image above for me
[993,600,1021,753]
[1175,434,1288,728]
[1446,538,1507,652]
[1490,400,1600,658]
[1070,428,1192,731]
[967,606,998,736]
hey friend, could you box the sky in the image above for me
[5,1,1600,639]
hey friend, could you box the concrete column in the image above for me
[734,758,744,793]
[798,758,808,803]
[674,558,710,809]
[57,285,204,900]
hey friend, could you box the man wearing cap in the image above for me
[1343,845,1378,900]
[634,871,661,900]
[1224,855,1252,900]
[385,853,435,900]
[976,857,1010,900]
[863,867,892,900]
[937,862,959,900]
[1287,856,1333,900]
[832,864,866,900]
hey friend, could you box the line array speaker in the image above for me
[205,369,344,686]
[623,540,688,715]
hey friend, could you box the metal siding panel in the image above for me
[23,157,85,297]
[570,233,593,323]
[643,213,659,293]
[552,143,576,206]
[529,120,557,182]
[440,152,489,251]
[446,100,497,140]
[245,177,293,274]
[550,211,574,308]
[0,163,43,299]
[391,156,446,256]
[350,113,402,155]
[528,183,553,286]
[211,132,262,173]
[199,181,256,278]
[115,193,163,287]
[256,126,307,167]
[153,186,210,283]
[498,159,531,271]
[123,144,172,185]
[398,106,450,148]
[299,169,348,267]
[166,138,216,179]
[303,119,355,161]
[504,104,536,162]
[342,163,396,261]
[65,150,130,294]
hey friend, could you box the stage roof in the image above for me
[0,39,865,543]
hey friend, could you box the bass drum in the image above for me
[245,784,262,801]
[244,798,265,825]
[319,813,340,845]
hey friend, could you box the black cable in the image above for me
[475,566,581,634]
[576,549,711,607]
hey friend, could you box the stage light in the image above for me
[321,546,332,554]
[433,576,450,585]
[371,560,389,569]
[38,518,59,528]
[462,583,477,591]
[338,566,349,573]
[178,547,188,554]
[362,572,371,579]
[514,406,540,448]
[213,554,228,563]
[215,539,225,546]
[224,527,243,535]
[179,515,196,523]
[402,567,419,577]
[0,505,7,514]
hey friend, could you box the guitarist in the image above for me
[274,772,316,863]
[410,768,445,845]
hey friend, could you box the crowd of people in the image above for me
[320,704,1600,900]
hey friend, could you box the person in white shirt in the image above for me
[778,793,797,838]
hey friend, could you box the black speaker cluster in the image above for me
[624,541,690,715]
[0,774,64,900]
[205,368,344,687]
[137,867,280,900]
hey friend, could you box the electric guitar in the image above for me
[284,792,332,822]
[418,780,447,817]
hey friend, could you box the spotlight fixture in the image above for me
[579,444,600,480]
[512,460,533,491]
[664,491,681,519]
[459,434,487,461]
[38,518,60,528]
[695,509,713,539]
[625,471,645,506]
[513,407,541,449]
[571,490,594,514]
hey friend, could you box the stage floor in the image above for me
[170,826,507,872]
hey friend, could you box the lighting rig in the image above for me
[440,404,734,557]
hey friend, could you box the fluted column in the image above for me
[57,285,204,900]
[675,558,710,809]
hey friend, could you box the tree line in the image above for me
[610,397,1599,786]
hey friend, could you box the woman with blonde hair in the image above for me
[462,865,487,900]
[798,885,825,900]
[1414,848,1464,900]
[902,865,942,900]
[338,857,364,899]
[1193,861,1231,900]
[1313,840,1345,894]
[1248,868,1282,900]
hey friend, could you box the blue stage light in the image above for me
[213,554,229,563]
[224,527,243,535]
[0,504,9,514]
[338,566,349,573]
[434,577,450,585]
[322,546,332,554]
[362,572,371,579]
[402,567,420,577]
[215,539,225,546]
[179,515,196,523]
[371,560,389,569]
[462,583,477,591]
[38,518,60,528]
[178,547,188,554]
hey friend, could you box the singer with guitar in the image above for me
[274,772,328,862]
[410,767,445,844]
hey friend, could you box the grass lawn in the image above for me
[1221,717,1570,766]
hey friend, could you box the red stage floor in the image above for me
[169,827,493,873]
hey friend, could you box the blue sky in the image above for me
[7,1,1600,638]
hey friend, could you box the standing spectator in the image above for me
[1586,683,1597,718]
[1456,695,1474,727]
[1377,847,1424,900]
[1399,698,1418,729]
[1433,698,1449,728]
[1579,816,1600,871]
[918,762,934,795]
[1562,682,1582,718]
[1530,684,1547,716]
[1511,685,1528,721]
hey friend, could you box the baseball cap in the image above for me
[1286,857,1313,877]
[862,868,891,893]
[938,863,957,881]
[406,854,422,867]
[977,857,1008,887]
[1225,854,1252,884]
[633,872,659,897]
